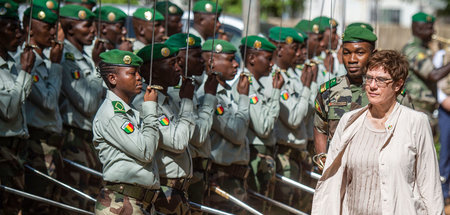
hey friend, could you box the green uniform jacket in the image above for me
[0,54,32,138]
[18,49,63,133]
[236,71,281,148]
[134,88,195,179]
[202,83,250,165]
[60,40,104,131]
[93,90,160,189]
[168,81,216,159]
[265,65,311,149]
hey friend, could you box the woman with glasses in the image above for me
[311,50,444,215]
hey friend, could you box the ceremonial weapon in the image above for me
[275,174,315,194]
[210,185,262,215]
[189,201,234,215]
[0,185,94,215]
[248,189,308,215]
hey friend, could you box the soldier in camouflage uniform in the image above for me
[155,1,183,37]
[165,33,216,215]
[136,43,195,215]
[18,6,64,214]
[198,39,250,214]
[0,1,35,213]
[235,34,284,212]
[314,25,413,169]
[402,12,450,132]
[59,5,103,212]
[132,7,165,52]
[93,49,160,215]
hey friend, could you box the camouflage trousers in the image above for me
[247,145,276,213]
[22,129,64,215]
[60,126,102,214]
[95,188,155,215]
[187,158,210,215]
[206,170,248,215]
[272,144,301,215]
[292,144,316,213]
[154,185,190,215]
[0,137,26,215]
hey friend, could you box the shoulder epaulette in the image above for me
[112,101,126,113]
[65,52,75,61]
[296,64,304,70]
[319,77,337,93]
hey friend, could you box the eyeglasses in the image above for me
[362,75,393,87]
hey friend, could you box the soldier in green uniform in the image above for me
[155,1,183,37]
[198,39,250,214]
[136,43,195,215]
[313,16,346,78]
[19,6,64,214]
[132,7,165,52]
[0,1,35,214]
[90,6,129,63]
[236,33,284,212]
[264,28,313,212]
[59,5,103,212]
[165,33,217,215]
[92,49,161,215]
[402,12,450,131]
[64,0,96,11]
[191,1,222,44]
[313,26,413,169]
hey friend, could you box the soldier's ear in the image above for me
[138,25,145,36]
[372,49,378,54]
[107,72,117,86]
[101,23,108,35]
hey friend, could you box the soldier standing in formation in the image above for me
[0,0,448,214]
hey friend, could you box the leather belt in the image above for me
[159,177,190,191]
[104,182,159,204]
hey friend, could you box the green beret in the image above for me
[347,22,374,32]
[100,49,143,67]
[295,19,321,34]
[296,29,308,41]
[202,39,236,54]
[312,16,338,32]
[412,12,435,23]
[0,0,19,19]
[193,0,222,14]
[24,6,58,24]
[155,1,183,16]
[241,35,276,52]
[269,27,304,44]
[33,0,58,11]
[65,0,96,6]
[137,43,179,62]
[60,5,95,20]
[94,6,127,23]
[133,7,164,22]
[165,33,202,49]
[342,26,377,43]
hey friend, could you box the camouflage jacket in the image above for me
[402,36,437,113]
[314,75,413,140]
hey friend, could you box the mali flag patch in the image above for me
[315,100,322,115]
[249,94,259,104]
[216,104,224,115]
[159,115,170,126]
[281,90,289,100]
[121,121,134,134]
[32,75,39,82]
[72,70,80,80]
